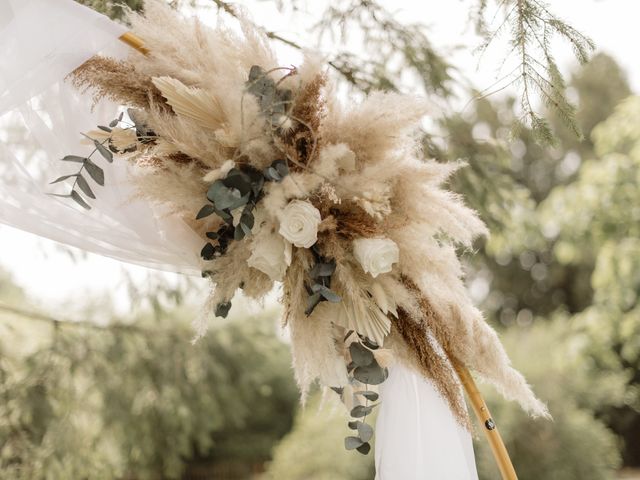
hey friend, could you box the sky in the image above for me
[1,0,639,317]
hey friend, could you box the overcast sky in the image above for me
[1,0,638,317]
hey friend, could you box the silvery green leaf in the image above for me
[70,190,91,210]
[317,285,341,303]
[98,125,112,133]
[356,442,371,455]
[201,243,216,260]
[61,155,86,163]
[353,363,388,385]
[357,422,374,443]
[207,181,247,210]
[215,301,232,318]
[310,261,336,278]
[94,140,113,163]
[349,343,375,368]
[305,292,322,316]
[274,159,289,177]
[350,405,373,418]
[360,336,380,350]
[76,175,96,199]
[248,65,265,83]
[224,170,253,196]
[84,159,105,186]
[330,386,344,396]
[196,204,216,220]
[50,174,78,184]
[348,421,360,430]
[344,436,364,450]
[355,390,379,402]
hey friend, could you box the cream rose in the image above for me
[278,200,322,248]
[353,237,399,278]
[247,231,292,281]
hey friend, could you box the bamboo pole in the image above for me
[453,360,518,480]
[116,29,518,480]
[118,32,149,55]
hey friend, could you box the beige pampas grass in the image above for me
[152,76,225,130]
[68,0,548,426]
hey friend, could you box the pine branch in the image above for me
[476,0,594,144]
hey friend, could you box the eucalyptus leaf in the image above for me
[206,231,219,240]
[70,190,91,210]
[316,285,341,303]
[196,204,216,220]
[213,207,233,225]
[357,422,374,442]
[84,159,105,186]
[207,181,248,210]
[344,436,364,450]
[201,243,216,261]
[310,261,337,279]
[98,125,112,133]
[353,362,388,385]
[274,159,289,177]
[305,292,322,316]
[92,140,113,163]
[355,390,379,402]
[330,387,344,396]
[109,118,119,128]
[350,405,373,418]
[50,174,78,184]
[356,442,371,455]
[349,343,375,367]
[214,301,232,318]
[61,155,86,163]
[76,175,96,199]
[348,421,360,430]
[360,336,380,350]
[264,166,281,182]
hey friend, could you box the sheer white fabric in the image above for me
[375,362,479,480]
[0,0,203,274]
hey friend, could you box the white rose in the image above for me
[352,237,399,278]
[278,200,322,248]
[247,231,292,281]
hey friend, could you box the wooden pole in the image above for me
[118,32,149,55]
[453,360,518,480]
[116,29,517,480]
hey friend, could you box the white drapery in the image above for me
[0,0,203,274]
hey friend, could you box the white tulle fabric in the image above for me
[1,1,479,476]
[0,0,203,274]
[375,362,478,480]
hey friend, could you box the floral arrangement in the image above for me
[51,1,548,453]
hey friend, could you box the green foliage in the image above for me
[0,304,297,479]
[74,0,145,21]
[266,395,375,480]
[472,319,623,480]
[474,0,594,144]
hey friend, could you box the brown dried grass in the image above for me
[70,56,168,110]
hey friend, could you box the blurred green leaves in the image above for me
[0,300,297,479]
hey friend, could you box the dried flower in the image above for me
[278,200,322,248]
[247,231,292,281]
[352,237,399,278]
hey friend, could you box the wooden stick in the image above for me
[453,360,518,480]
[119,32,149,55]
[116,29,517,480]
